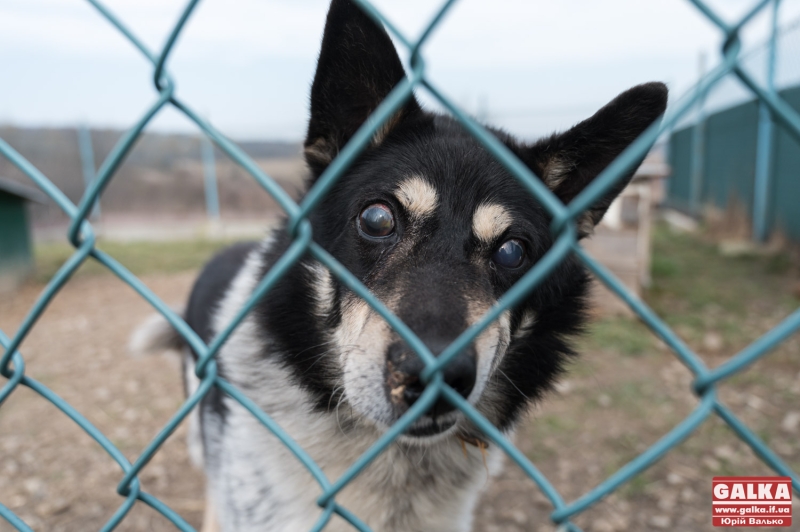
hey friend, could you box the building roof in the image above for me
[0,177,47,204]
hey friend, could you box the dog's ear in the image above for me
[305,0,422,176]
[522,82,668,237]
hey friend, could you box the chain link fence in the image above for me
[676,12,800,130]
[1,0,799,531]
[669,8,800,241]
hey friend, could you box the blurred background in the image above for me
[1,1,799,531]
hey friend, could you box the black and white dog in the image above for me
[133,1,667,530]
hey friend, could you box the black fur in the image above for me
[185,241,258,422]
[303,0,423,176]
[522,82,669,234]
[185,0,667,437]
[186,241,259,346]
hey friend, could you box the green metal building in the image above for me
[668,85,800,242]
[0,177,44,290]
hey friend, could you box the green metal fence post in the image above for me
[690,53,708,216]
[201,134,220,221]
[77,125,101,220]
[753,0,780,243]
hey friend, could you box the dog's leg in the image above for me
[201,493,219,532]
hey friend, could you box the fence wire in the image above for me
[677,10,800,130]
[1,1,799,531]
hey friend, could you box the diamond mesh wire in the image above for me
[1,1,799,531]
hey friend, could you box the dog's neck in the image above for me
[209,368,504,532]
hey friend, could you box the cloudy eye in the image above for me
[492,239,524,269]
[358,203,395,238]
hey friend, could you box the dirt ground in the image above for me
[0,273,205,531]
[1,229,799,531]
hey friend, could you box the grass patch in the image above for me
[648,225,797,315]
[540,413,579,433]
[35,239,240,282]
[618,471,652,498]
[765,253,793,274]
[579,222,800,358]
[580,317,653,356]
[641,224,800,352]
[650,255,679,278]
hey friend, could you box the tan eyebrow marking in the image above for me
[395,176,438,218]
[472,203,513,243]
[372,109,405,147]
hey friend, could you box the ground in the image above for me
[0,226,798,531]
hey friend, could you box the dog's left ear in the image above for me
[304,0,423,176]
[522,82,668,237]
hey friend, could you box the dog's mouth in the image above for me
[404,413,458,438]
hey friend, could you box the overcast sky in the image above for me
[1,0,798,141]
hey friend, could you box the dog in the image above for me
[131,1,667,530]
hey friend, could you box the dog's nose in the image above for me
[387,339,476,418]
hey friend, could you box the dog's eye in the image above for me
[358,203,395,238]
[492,239,524,269]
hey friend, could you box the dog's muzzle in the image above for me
[386,338,476,433]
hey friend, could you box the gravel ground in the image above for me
[1,266,798,531]
[0,273,205,531]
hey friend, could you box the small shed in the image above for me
[581,158,671,316]
[0,177,45,290]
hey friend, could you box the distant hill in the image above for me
[0,126,305,226]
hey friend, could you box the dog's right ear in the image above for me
[304,0,422,176]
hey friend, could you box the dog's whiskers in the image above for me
[300,342,360,374]
[328,379,356,441]
[327,383,345,411]
[497,368,529,400]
